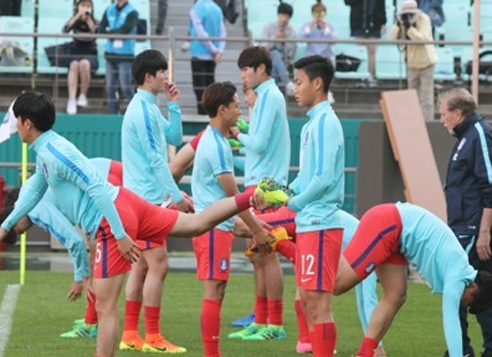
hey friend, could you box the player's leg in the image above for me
[202,280,228,357]
[141,246,186,353]
[228,251,268,339]
[93,273,126,357]
[120,255,147,351]
[243,252,286,341]
[297,229,343,357]
[355,273,387,357]
[295,287,312,353]
[355,263,407,357]
[170,193,251,238]
[60,291,99,338]
[230,237,256,328]
[194,229,233,356]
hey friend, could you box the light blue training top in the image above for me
[192,126,234,231]
[122,88,183,204]
[396,202,477,357]
[27,188,88,282]
[23,157,113,282]
[1,130,126,240]
[288,100,345,232]
[238,78,291,187]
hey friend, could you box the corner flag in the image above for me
[0,102,17,144]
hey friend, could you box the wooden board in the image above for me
[380,89,447,221]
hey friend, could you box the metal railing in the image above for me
[0,30,491,110]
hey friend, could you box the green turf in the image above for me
[0,271,484,357]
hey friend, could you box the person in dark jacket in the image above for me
[344,0,386,82]
[440,87,492,357]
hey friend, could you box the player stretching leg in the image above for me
[0,91,263,357]
[334,202,492,357]
[192,82,274,357]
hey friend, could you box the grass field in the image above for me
[0,271,484,357]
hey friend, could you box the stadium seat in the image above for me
[441,2,472,42]
[434,47,456,81]
[376,45,406,80]
[38,0,74,20]
[0,16,34,74]
[335,44,370,80]
[37,17,71,74]
[461,46,492,82]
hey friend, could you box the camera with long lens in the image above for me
[85,9,91,15]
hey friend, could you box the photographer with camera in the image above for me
[62,0,99,115]
[389,0,436,121]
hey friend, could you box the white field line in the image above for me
[0,285,21,357]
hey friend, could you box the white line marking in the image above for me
[0,285,21,357]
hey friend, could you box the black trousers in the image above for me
[458,234,492,354]
[191,59,216,115]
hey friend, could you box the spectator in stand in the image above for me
[299,0,336,103]
[345,0,386,84]
[261,1,296,95]
[63,0,98,116]
[155,0,167,35]
[300,0,337,63]
[389,0,436,121]
[189,0,226,115]
[99,0,138,114]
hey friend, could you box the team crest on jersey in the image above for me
[41,163,49,179]
[219,258,229,272]
[365,262,376,274]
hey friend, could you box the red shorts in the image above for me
[93,188,179,279]
[193,228,234,281]
[257,206,297,242]
[134,191,194,250]
[296,229,343,292]
[343,204,407,280]
[108,161,123,186]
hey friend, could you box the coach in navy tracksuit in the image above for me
[440,88,492,357]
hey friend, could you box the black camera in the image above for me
[85,9,91,15]
[401,13,414,28]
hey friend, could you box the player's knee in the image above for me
[385,290,407,308]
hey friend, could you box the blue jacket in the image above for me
[419,0,445,27]
[189,0,226,59]
[101,2,138,58]
[445,113,492,235]
[122,89,183,204]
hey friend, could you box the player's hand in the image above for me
[477,230,492,261]
[165,82,180,102]
[0,228,7,242]
[250,192,272,211]
[83,277,95,303]
[117,236,140,263]
[67,280,84,302]
[252,226,275,247]
[175,198,194,213]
